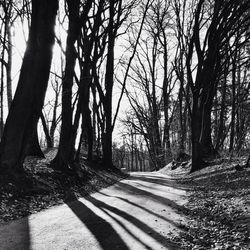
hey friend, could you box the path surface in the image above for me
[0,172,188,250]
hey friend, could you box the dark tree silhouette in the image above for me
[0,0,58,177]
[51,0,93,170]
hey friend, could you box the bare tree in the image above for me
[184,0,250,172]
[0,0,58,177]
[51,0,92,170]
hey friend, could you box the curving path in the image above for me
[0,172,188,250]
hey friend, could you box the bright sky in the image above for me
[9,12,128,146]
[8,0,175,147]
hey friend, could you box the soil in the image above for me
[159,157,250,249]
[0,172,187,250]
[0,150,249,249]
[0,148,127,225]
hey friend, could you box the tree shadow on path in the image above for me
[128,174,192,191]
[66,200,129,250]
[86,196,179,249]
[0,217,30,250]
[114,181,186,212]
[99,192,182,228]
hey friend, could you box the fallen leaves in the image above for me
[0,149,127,225]
[168,157,250,249]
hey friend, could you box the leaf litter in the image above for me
[0,148,128,225]
[1,151,249,249]
[160,157,250,249]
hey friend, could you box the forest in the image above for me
[0,0,250,249]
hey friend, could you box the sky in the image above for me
[8,12,129,147]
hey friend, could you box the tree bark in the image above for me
[190,95,204,172]
[6,17,13,111]
[69,65,92,162]
[215,65,228,151]
[26,128,45,158]
[51,0,80,170]
[0,0,58,175]
[40,112,53,148]
[102,0,115,167]
[162,50,172,165]
[229,48,237,153]
[50,80,60,147]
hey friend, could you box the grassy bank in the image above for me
[0,149,128,225]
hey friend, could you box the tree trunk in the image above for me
[229,52,237,153]
[86,110,93,161]
[51,0,79,170]
[190,96,204,172]
[0,20,7,138]
[0,58,4,138]
[162,48,172,164]
[40,112,53,148]
[178,83,185,154]
[49,79,60,147]
[26,128,45,158]
[0,0,58,175]
[102,0,115,167]
[215,68,227,151]
[78,63,93,161]
[199,86,218,158]
[6,19,13,111]
[69,95,81,162]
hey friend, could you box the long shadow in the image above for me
[0,174,33,250]
[195,168,248,180]
[96,205,154,250]
[66,200,129,250]
[0,216,30,250]
[99,192,181,228]
[183,167,236,180]
[133,182,190,196]
[128,175,192,191]
[179,167,250,189]
[87,196,179,250]
[131,174,178,181]
[114,181,186,212]
[196,171,249,190]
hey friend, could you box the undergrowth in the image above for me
[0,149,128,225]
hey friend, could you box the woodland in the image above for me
[0,0,250,249]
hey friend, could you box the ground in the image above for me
[0,151,249,249]
[0,149,127,225]
[0,172,187,250]
[160,157,250,249]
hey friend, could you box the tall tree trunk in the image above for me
[92,84,97,154]
[178,83,185,155]
[235,62,244,152]
[162,47,172,164]
[6,19,13,111]
[199,82,218,158]
[51,0,79,170]
[0,0,58,176]
[78,68,93,161]
[190,94,204,172]
[0,17,7,138]
[49,80,60,147]
[85,109,93,160]
[0,58,4,138]
[229,51,237,153]
[102,0,115,167]
[200,103,215,157]
[215,74,227,151]
[185,84,191,152]
[151,37,162,168]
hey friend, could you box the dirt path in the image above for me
[0,172,188,250]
